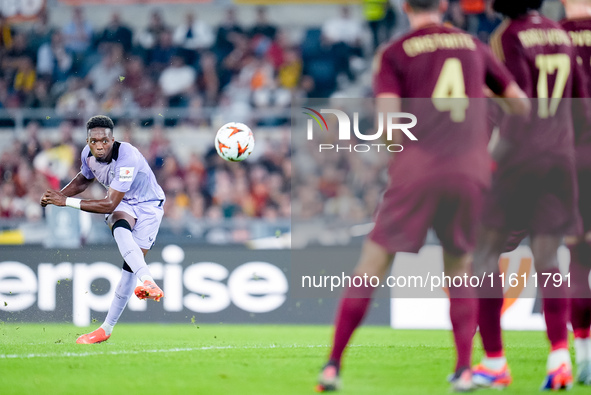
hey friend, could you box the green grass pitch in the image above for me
[0,323,587,394]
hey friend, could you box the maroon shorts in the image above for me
[481,158,577,235]
[503,166,587,251]
[369,175,485,255]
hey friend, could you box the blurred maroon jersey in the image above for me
[374,24,511,98]
[561,17,591,233]
[561,17,591,168]
[374,24,513,186]
[482,12,581,235]
[369,24,514,254]
[561,18,591,95]
[490,12,582,164]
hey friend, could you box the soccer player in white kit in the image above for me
[41,115,165,344]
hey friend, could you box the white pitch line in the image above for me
[0,344,334,360]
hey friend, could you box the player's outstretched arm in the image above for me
[61,172,94,197]
[41,186,125,214]
[376,93,402,144]
[40,172,93,207]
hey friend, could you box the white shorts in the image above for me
[106,200,164,249]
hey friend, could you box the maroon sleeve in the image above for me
[571,53,591,148]
[480,42,514,95]
[573,55,590,99]
[373,45,402,96]
[491,30,534,96]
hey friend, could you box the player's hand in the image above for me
[41,189,67,207]
[483,86,496,98]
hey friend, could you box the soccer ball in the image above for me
[214,122,255,162]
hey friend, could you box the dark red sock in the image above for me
[569,244,591,337]
[543,296,569,350]
[329,284,375,366]
[574,327,591,339]
[477,272,504,357]
[449,284,477,371]
[540,268,568,349]
[571,297,591,337]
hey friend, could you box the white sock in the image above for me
[113,227,151,280]
[103,269,136,333]
[547,348,572,371]
[575,338,591,365]
[482,356,507,371]
[101,323,114,336]
[140,275,154,283]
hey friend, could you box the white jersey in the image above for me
[80,142,165,205]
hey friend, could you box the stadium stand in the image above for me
[0,1,553,245]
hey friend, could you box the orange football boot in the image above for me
[134,280,164,301]
[76,327,110,344]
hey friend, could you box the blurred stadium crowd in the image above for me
[0,5,376,124]
[0,0,517,122]
[0,120,292,227]
[0,1,562,228]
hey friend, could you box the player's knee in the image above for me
[122,260,133,273]
[111,219,132,236]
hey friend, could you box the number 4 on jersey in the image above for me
[432,58,469,123]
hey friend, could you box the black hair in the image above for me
[407,0,440,11]
[86,115,114,136]
[492,0,544,19]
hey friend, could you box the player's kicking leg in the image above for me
[316,240,394,392]
[472,227,513,389]
[532,235,573,391]
[108,211,164,304]
[77,211,163,344]
[568,241,591,385]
